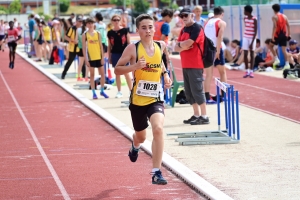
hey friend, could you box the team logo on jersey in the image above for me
[141,63,161,72]
[89,40,98,44]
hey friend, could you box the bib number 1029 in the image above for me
[143,83,157,91]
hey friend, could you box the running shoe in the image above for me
[190,116,210,125]
[100,91,109,98]
[283,63,290,70]
[152,170,168,185]
[206,98,217,104]
[93,94,98,99]
[128,143,140,162]
[249,72,254,78]
[243,72,249,78]
[9,62,12,69]
[183,116,198,124]
[11,62,14,69]
[115,91,123,98]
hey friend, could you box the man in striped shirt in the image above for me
[242,5,257,78]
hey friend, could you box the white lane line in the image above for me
[171,64,300,99]
[0,70,71,200]
[227,79,300,99]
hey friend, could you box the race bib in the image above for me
[136,80,161,98]
[8,35,15,42]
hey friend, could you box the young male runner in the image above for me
[115,14,172,185]
[6,21,20,69]
[204,6,227,103]
[242,5,257,78]
[82,18,109,99]
[269,4,291,70]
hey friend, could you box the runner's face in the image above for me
[194,9,202,17]
[86,22,94,30]
[137,19,154,39]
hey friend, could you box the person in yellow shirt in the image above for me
[82,18,109,99]
[41,20,52,60]
[115,14,172,185]
[61,17,82,79]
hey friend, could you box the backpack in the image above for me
[180,24,216,68]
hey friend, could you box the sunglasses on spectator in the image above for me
[179,14,189,18]
[112,19,120,22]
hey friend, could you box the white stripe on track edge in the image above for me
[0,70,71,200]
[16,47,234,200]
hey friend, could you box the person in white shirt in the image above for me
[204,6,227,104]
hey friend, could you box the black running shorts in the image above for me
[129,102,164,132]
[89,59,102,68]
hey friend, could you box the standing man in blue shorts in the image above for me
[204,7,227,103]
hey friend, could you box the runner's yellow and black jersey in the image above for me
[86,30,102,61]
[131,41,163,106]
[66,26,79,52]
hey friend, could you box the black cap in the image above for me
[180,8,192,15]
[71,13,75,16]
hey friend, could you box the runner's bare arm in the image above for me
[98,32,104,65]
[217,21,226,53]
[114,44,139,75]
[81,34,90,67]
[251,18,258,46]
[271,16,277,40]
[126,31,131,44]
[285,15,291,37]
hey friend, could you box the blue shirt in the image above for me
[287,47,299,54]
[29,19,35,33]
[161,22,170,36]
[194,17,206,27]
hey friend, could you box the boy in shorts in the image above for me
[82,18,109,99]
[115,14,172,185]
[6,21,21,69]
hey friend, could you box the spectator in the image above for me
[225,39,240,64]
[254,38,275,71]
[286,39,300,68]
[193,6,206,27]
[174,8,209,125]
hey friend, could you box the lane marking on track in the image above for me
[227,79,300,99]
[0,70,71,200]
[171,64,300,99]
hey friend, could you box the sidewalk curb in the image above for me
[17,48,233,200]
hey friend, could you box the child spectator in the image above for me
[286,40,300,69]
[254,39,275,71]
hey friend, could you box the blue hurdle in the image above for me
[167,78,240,145]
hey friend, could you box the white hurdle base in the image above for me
[167,130,239,145]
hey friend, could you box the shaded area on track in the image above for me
[0,52,204,199]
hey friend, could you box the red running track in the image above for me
[0,53,203,199]
[171,57,300,123]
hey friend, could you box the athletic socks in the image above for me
[92,89,96,95]
[152,168,160,173]
[100,87,104,93]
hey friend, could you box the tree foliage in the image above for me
[0,6,8,14]
[9,0,21,14]
[133,0,149,13]
[110,0,131,7]
[59,0,70,13]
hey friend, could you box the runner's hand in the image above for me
[85,60,91,68]
[164,75,172,89]
[101,59,104,66]
[135,56,146,69]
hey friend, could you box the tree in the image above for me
[0,6,8,14]
[59,0,70,13]
[9,0,21,14]
[133,0,149,14]
[110,0,131,7]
